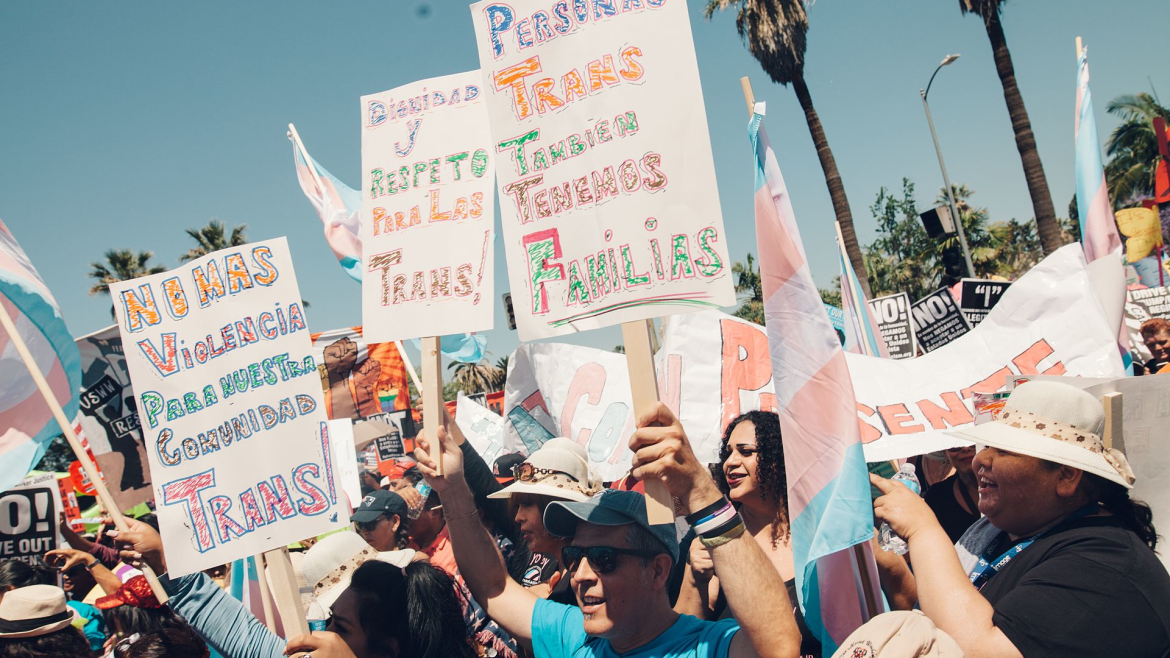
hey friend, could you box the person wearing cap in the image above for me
[95,574,210,656]
[872,381,1170,658]
[351,490,413,552]
[415,402,802,658]
[486,437,600,605]
[0,584,93,657]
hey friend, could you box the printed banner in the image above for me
[111,238,340,576]
[911,287,971,352]
[311,327,411,420]
[360,71,496,342]
[503,245,1125,469]
[958,279,1011,327]
[867,293,917,360]
[75,327,153,511]
[470,0,735,340]
[1124,286,1170,362]
[0,473,59,564]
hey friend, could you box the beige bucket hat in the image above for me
[0,585,78,639]
[487,437,599,502]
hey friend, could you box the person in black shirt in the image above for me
[873,381,1170,658]
[923,445,980,543]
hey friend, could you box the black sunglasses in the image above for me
[355,517,386,533]
[561,545,660,575]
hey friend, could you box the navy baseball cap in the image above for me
[543,489,679,563]
[350,490,408,524]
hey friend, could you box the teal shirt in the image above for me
[67,601,107,653]
[531,598,739,658]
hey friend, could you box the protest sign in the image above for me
[456,394,509,466]
[0,473,58,564]
[311,327,411,420]
[470,0,735,341]
[360,71,496,342]
[76,326,153,510]
[111,238,340,577]
[959,279,1011,327]
[867,293,917,360]
[1123,286,1170,362]
[325,419,361,517]
[911,287,971,352]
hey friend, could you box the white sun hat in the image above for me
[0,585,78,639]
[487,437,600,502]
[301,531,416,613]
[945,380,1136,489]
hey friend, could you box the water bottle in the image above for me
[879,463,921,555]
[301,586,328,632]
[408,480,432,520]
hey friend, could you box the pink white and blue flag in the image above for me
[0,219,82,492]
[1074,47,1122,263]
[836,229,889,358]
[292,140,364,282]
[750,106,882,653]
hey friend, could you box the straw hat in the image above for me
[946,381,1135,489]
[831,611,964,658]
[0,585,78,639]
[301,532,416,613]
[487,438,599,502]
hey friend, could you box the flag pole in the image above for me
[396,340,425,396]
[741,75,881,624]
[0,300,168,604]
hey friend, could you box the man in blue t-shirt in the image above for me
[415,403,802,658]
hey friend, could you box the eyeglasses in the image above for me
[355,517,387,533]
[561,545,661,575]
[513,462,580,484]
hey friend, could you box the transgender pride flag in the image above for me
[836,226,889,358]
[292,133,364,282]
[750,106,882,653]
[1074,46,1122,262]
[0,219,82,492]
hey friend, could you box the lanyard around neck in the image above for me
[968,504,1098,590]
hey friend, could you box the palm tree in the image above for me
[88,249,168,317]
[447,359,503,395]
[1104,93,1170,209]
[957,0,1061,255]
[732,254,764,324]
[180,219,248,262]
[492,356,510,390]
[705,0,872,297]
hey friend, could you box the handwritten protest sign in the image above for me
[111,238,339,577]
[868,293,917,360]
[470,0,735,341]
[911,287,971,352]
[959,279,1011,327]
[0,473,58,564]
[361,71,496,342]
[76,326,153,511]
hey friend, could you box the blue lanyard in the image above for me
[968,505,1098,590]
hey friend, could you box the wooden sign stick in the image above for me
[421,337,444,475]
[0,300,169,604]
[621,320,674,525]
[1102,392,1123,451]
[254,553,278,634]
[262,546,308,636]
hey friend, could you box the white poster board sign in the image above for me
[470,0,735,341]
[111,238,340,576]
[360,70,496,342]
[456,394,509,466]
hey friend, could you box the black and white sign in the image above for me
[959,279,1012,326]
[374,430,405,462]
[868,293,917,360]
[911,288,972,353]
[0,474,58,564]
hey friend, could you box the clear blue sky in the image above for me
[2,1,1166,365]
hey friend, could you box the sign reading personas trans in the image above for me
[361,71,496,342]
[867,293,917,360]
[911,288,971,353]
[110,238,340,577]
[470,0,735,340]
[959,279,1011,327]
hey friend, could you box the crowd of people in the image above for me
[1,380,1169,658]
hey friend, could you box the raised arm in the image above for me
[631,403,801,658]
[415,426,538,643]
[44,548,123,595]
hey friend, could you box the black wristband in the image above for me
[685,497,729,525]
[699,513,743,540]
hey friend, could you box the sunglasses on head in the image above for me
[560,545,660,574]
[513,462,580,484]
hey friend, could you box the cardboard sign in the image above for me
[911,288,972,352]
[470,0,735,340]
[75,326,154,511]
[959,279,1011,326]
[360,71,496,342]
[1124,286,1170,362]
[867,293,917,360]
[311,327,411,420]
[110,238,340,577]
[0,473,59,564]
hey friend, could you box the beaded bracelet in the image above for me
[699,519,746,548]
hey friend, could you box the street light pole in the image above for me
[922,55,976,279]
